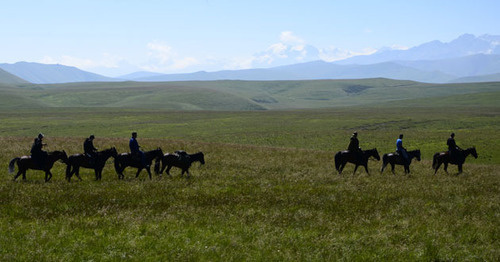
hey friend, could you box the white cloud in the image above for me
[319,46,377,62]
[145,41,200,72]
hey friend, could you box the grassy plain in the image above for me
[0,104,499,260]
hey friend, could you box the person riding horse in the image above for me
[30,133,47,168]
[347,131,362,161]
[447,132,463,163]
[396,134,409,165]
[84,134,98,166]
[129,132,147,168]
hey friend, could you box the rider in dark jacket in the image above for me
[84,135,98,166]
[129,132,147,167]
[347,131,362,161]
[31,133,47,167]
[447,133,462,163]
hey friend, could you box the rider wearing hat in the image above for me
[31,133,47,167]
[447,132,462,163]
[347,131,362,161]
[84,134,98,166]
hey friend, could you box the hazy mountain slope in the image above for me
[134,61,455,83]
[336,34,500,65]
[450,72,500,83]
[0,62,117,84]
[396,54,500,77]
[0,68,30,84]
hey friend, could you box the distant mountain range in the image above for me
[1,34,499,84]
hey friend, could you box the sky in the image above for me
[1,0,499,77]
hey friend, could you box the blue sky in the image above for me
[1,0,499,76]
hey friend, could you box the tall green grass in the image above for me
[0,106,499,260]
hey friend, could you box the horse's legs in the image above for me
[391,163,395,175]
[444,163,449,174]
[458,164,463,174]
[135,167,143,178]
[353,164,359,175]
[166,166,172,177]
[380,162,386,173]
[185,169,190,179]
[434,161,442,175]
[363,164,370,175]
[74,167,83,181]
[13,170,23,181]
[339,162,346,174]
[146,167,152,180]
[45,171,52,182]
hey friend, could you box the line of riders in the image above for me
[10,132,205,182]
[10,130,477,182]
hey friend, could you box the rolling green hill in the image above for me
[0,78,499,110]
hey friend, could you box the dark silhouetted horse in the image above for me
[380,149,421,174]
[154,151,205,178]
[432,147,477,175]
[334,148,380,175]
[66,147,118,181]
[114,148,163,180]
[9,150,68,182]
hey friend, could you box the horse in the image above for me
[154,151,205,178]
[114,148,163,180]
[8,150,68,182]
[432,147,477,175]
[380,149,421,174]
[334,148,380,175]
[66,147,118,181]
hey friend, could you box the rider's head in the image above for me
[399,134,403,139]
[451,132,455,138]
[89,134,95,140]
[132,132,137,138]
[38,133,44,139]
[353,131,358,137]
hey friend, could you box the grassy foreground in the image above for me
[0,107,499,260]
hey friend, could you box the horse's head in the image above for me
[371,148,380,161]
[470,147,478,159]
[54,150,68,163]
[197,152,205,165]
[414,150,421,161]
[154,147,164,159]
[109,147,118,158]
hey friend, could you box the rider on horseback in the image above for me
[84,134,98,166]
[129,132,147,168]
[396,134,409,165]
[447,133,463,163]
[30,133,47,168]
[347,131,362,161]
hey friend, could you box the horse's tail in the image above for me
[8,158,20,174]
[334,152,341,172]
[154,157,162,174]
[432,153,439,169]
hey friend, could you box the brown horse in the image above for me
[9,150,68,182]
[66,147,118,181]
[334,148,380,175]
[114,148,163,180]
[381,149,421,174]
[154,151,205,178]
[432,147,477,175]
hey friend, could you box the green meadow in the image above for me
[0,79,499,260]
